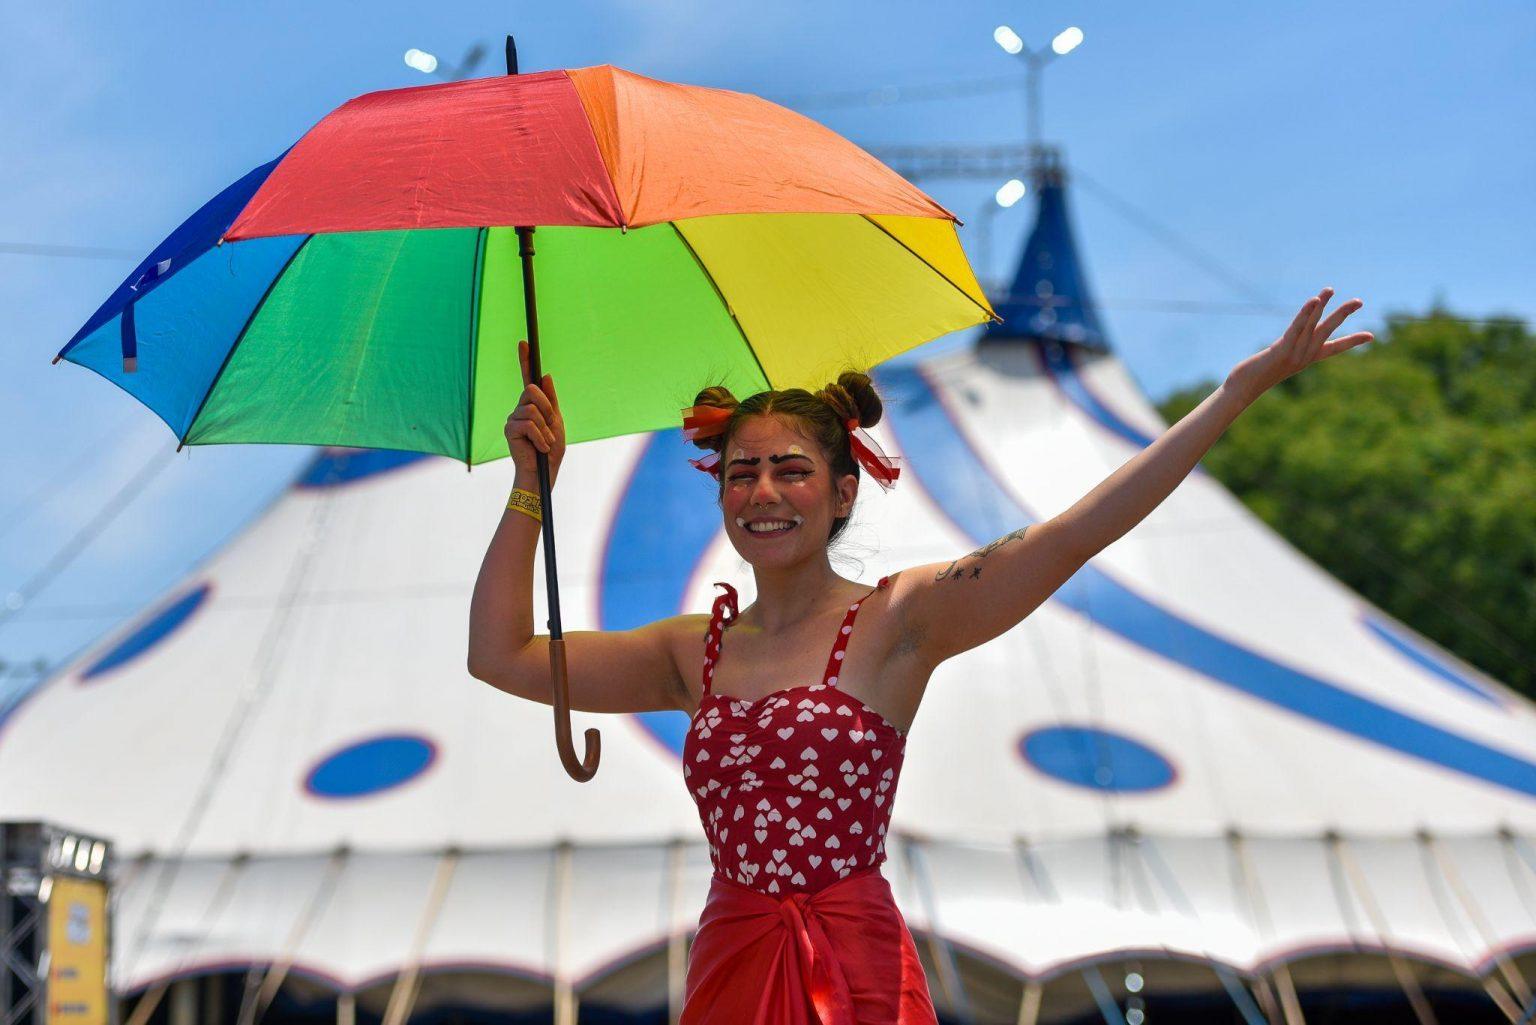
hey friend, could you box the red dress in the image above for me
[680,576,938,1024]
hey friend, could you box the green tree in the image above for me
[1158,308,1536,697]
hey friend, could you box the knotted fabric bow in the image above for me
[679,404,901,491]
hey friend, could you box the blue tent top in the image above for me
[982,158,1108,352]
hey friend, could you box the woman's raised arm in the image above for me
[894,287,1373,666]
[467,340,693,715]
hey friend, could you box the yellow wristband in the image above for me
[507,487,542,524]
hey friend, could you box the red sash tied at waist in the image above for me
[681,866,938,1025]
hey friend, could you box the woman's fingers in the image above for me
[521,377,560,426]
[1303,288,1333,346]
[1309,298,1361,364]
[1318,330,1374,359]
[1282,296,1320,348]
[1315,297,1362,343]
[518,339,531,388]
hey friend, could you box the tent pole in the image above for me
[1011,837,1120,1025]
[124,985,167,1025]
[1422,831,1532,1006]
[549,841,576,1025]
[665,840,688,1025]
[239,847,349,1025]
[1016,980,1043,1025]
[1328,833,1438,1025]
[1080,968,1126,1025]
[1228,832,1306,1025]
[169,978,196,1025]
[902,835,975,1025]
[1500,829,1536,922]
[126,853,250,1025]
[1135,832,1269,1025]
[380,848,461,1025]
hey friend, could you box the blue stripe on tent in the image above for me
[303,733,437,799]
[599,430,724,756]
[1361,611,1505,708]
[294,448,435,489]
[61,234,307,438]
[80,582,212,682]
[875,362,1536,800]
[1038,343,1156,450]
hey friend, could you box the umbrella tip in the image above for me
[50,353,61,365]
[122,356,138,373]
[504,35,518,76]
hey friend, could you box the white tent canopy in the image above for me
[6,160,1535,1023]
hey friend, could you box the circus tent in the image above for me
[4,151,1536,1024]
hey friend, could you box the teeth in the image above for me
[736,515,805,534]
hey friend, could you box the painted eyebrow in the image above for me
[726,453,813,470]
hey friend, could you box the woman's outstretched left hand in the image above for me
[1226,287,1374,403]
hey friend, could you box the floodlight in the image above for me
[404,48,440,74]
[994,26,1025,55]
[1051,27,1084,56]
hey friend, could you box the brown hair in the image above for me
[689,371,885,545]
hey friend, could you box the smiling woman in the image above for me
[466,286,1374,1025]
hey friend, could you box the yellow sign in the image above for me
[47,876,108,1025]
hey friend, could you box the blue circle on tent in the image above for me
[304,734,437,799]
[80,582,212,682]
[1020,726,1175,793]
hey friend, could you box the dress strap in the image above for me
[701,582,738,695]
[821,575,889,689]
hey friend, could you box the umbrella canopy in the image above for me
[54,65,995,462]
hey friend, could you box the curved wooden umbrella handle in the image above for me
[549,638,600,781]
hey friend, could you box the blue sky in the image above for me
[2,1,1532,681]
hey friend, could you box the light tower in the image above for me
[991,23,1084,171]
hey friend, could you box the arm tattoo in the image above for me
[934,526,1030,581]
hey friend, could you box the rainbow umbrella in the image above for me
[54,45,997,780]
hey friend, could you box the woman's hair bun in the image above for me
[688,385,738,453]
[818,370,883,431]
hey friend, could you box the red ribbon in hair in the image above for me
[844,417,902,492]
[678,404,901,491]
[681,404,731,478]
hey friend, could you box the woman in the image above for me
[468,288,1371,1023]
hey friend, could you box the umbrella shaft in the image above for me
[518,224,563,640]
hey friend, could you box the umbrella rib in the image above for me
[858,215,1000,324]
[178,235,315,450]
[465,227,488,469]
[667,222,773,391]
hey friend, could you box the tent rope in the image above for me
[122,491,337,984]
